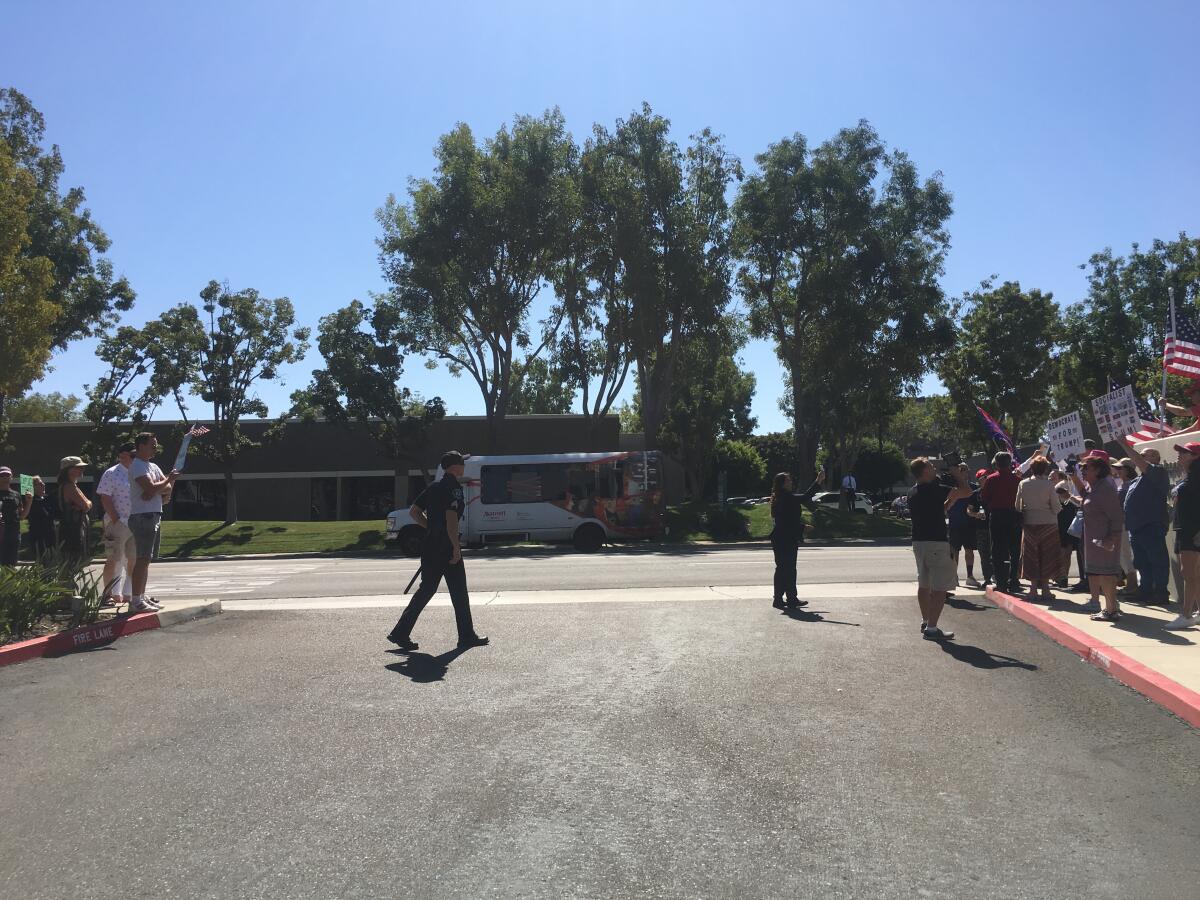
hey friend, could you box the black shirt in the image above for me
[771,493,804,542]
[413,473,465,553]
[908,480,951,543]
[0,488,21,539]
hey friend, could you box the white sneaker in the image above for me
[129,598,161,614]
[1163,615,1195,631]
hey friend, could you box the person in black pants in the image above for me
[25,477,56,560]
[0,467,29,567]
[769,467,822,610]
[387,451,488,652]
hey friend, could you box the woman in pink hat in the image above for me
[1069,450,1124,621]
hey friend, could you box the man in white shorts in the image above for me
[127,432,178,613]
[907,457,971,641]
[96,442,136,608]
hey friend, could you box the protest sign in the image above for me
[1091,385,1140,444]
[1045,412,1086,459]
[19,474,33,495]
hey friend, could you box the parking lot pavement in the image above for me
[0,589,1196,899]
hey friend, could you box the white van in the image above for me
[385,450,666,555]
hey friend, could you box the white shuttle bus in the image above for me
[385,450,666,556]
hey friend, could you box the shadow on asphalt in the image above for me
[937,641,1038,670]
[780,608,861,627]
[947,595,990,611]
[384,646,470,682]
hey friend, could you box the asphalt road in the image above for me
[1,585,1196,898]
[139,544,918,602]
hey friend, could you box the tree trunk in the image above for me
[224,469,237,524]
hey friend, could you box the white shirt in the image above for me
[842,475,857,491]
[97,463,132,523]
[128,458,165,515]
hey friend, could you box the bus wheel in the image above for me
[573,523,605,553]
[398,526,424,557]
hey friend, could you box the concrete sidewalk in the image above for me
[988,586,1200,727]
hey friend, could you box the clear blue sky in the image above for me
[6,0,1198,433]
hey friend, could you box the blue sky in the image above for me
[6,0,1198,433]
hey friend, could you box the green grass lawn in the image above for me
[155,520,386,558]
[665,501,910,543]
[132,505,907,559]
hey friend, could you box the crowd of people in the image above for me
[0,432,179,614]
[904,437,1200,640]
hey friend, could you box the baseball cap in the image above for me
[0,466,12,477]
[975,468,988,480]
[1173,441,1200,456]
[1079,449,1111,462]
[439,450,466,469]
[1117,457,1137,471]
[59,455,87,469]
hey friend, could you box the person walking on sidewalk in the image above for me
[1118,439,1171,606]
[1165,441,1200,630]
[908,458,970,641]
[769,468,821,610]
[387,451,488,651]
[1069,451,1124,622]
[981,452,1023,594]
[127,433,178,614]
[840,472,857,512]
[1015,455,1061,601]
[96,442,136,608]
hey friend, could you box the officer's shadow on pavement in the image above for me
[385,646,470,683]
[937,641,1038,671]
[781,608,860,627]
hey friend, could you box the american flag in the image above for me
[186,424,211,437]
[1109,379,1174,445]
[1164,304,1200,379]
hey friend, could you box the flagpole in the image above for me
[1163,286,1176,416]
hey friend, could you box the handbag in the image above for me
[1067,511,1084,539]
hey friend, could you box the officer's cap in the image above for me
[440,450,467,469]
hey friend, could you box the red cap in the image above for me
[975,468,988,480]
[1174,441,1200,456]
[1079,449,1111,462]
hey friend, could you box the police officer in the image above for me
[387,450,488,651]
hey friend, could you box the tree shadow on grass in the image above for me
[385,646,470,683]
[335,529,386,552]
[170,523,239,558]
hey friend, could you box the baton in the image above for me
[403,566,422,595]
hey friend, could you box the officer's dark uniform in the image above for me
[388,472,481,647]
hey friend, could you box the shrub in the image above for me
[704,505,750,539]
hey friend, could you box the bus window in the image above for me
[540,464,568,502]
[481,464,545,504]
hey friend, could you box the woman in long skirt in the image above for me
[1070,452,1124,621]
[1015,455,1062,600]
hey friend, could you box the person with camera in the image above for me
[908,457,971,641]
[768,467,822,610]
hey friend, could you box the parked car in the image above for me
[811,491,874,515]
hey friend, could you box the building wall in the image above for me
[2,415,623,521]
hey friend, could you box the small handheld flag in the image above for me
[172,425,211,472]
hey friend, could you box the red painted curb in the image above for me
[0,611,161,668]
[987,587,1200,729]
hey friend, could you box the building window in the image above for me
[169,480,226,520]
[343,476,394,520]
[311,478,337,521]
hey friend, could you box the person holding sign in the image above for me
[0,466,31,567]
